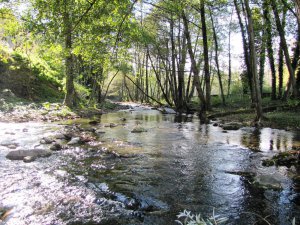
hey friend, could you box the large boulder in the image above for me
[6,149,52,161]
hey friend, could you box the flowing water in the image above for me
[0,105,300,225]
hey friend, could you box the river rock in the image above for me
[104,123,118,128]
[88,120,99,125]
[40,137,54,144]
[67,137,81,145]
[50,142,62,151]
[23,156,36,163]
[161,107,176,114]
[221,122,243,130]
[0,140,17,147]
[254,174,282,190]
[95,129,106,135]
[131,126,147,133]
[1,89,15,98]
[6,149,52,161]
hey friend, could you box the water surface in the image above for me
[0,106,299,224]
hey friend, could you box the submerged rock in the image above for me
[104,123,118,128]
[23,156,36,163]
[40,137,54,144]
[253,174,282,190]
[67,137,82,145]
[262,151,299,168]
[160,107,176,114]
[221,122,243,130]
[50,142,63,151]
[95,129,106,135]
[89,120,99,125]
[6,149,52,161]
[131,126,147,133]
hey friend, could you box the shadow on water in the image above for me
[0,106,300,224]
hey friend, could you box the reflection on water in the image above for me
[0,107,300,225]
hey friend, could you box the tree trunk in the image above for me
[263,0,277,100]
[209,7,225,105]
[295,0,300,23]
[259,29,266,95]
[244,0,263,121]
[145,48,150,103]
[177,33,187,113]
[228,8,234,97]
[63,8,76,108]
[272,0,298,98]
[200,0,211,110]
[182,10,207,121]
[170,18,178,105]
[234,0,254,102]
[278,41,284,99]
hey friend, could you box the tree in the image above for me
[244,0,263,121]
[263,0,277,100]
[271,0,298,98]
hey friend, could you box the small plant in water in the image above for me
[175,209,228,225]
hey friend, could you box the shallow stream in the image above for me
[1,105,300,224]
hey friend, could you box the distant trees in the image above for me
[1,0,299,121]
[27,0,135,107]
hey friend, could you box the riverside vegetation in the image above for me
[1,0,300,224]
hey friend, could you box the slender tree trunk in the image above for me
[278,42,284,99]
[244,0,263,121]
[200,0,211,110]
[145,48,150,103]
[292,23,300,92]
[295,0,300,23]
[209,7,225,105]
[259,29,266,95]
[63,8,76,108]
[272,0,298,98]
[170,18,178,105]
[177,34,187,113]
[234,0,254,102]
[263,0,277,100]
[148,53,173,106]
[182,10,207,121]
[228,8,234,97]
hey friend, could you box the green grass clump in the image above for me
[264,111,300,129]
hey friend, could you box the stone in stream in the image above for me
[6,149,52,161]
[0,140,17,147]
[23,156,36,163]
[95,129,106,135]
[88,120,99,125]
[104,123,118,128]
[40,137,54,144]
[221,122,243,131]
[50,142,63,151]
[131,126,147,133]
[161,107,176,114]
[254,174,282,190]
[67,137,82,145]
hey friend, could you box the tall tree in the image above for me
[182,10,207,121]
[244,0,263,121]
[263,0,277,100]
[200,0,211,110]
[271,0,298,98]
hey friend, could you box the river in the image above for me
[0,105,299,224]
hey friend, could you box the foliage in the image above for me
[175,209,228,225]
